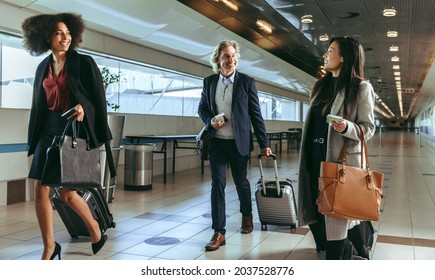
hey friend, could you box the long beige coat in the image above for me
[297,80,376,240]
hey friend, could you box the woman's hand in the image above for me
[73,104,85,122]
[331,119,347,134]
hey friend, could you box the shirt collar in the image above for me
[220,72,235,84]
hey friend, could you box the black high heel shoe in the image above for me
[49,242,61,260]
[92,232,107,254]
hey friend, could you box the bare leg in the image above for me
[34,180,56,260]
[59,188,101,243]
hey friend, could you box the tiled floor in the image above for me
[1,130,435,260]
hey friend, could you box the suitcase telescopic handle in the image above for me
[257,153,276,160]
[257,153,281,196]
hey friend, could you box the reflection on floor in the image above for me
[1,130,435,260]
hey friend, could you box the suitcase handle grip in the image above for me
[257,153,280,196]
[257,153,276,160]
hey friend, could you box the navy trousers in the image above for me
[209,138,251,234]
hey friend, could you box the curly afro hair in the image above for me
[21,13,85,56]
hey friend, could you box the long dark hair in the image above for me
[21,13,85,56]
[311,36,365,116]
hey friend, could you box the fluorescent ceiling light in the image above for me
[301,14,313,23]
[394,72,401,76]
[393,65,400,69]
[383,8,397,17]
[391,56,400,62]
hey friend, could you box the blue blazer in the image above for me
[198,71,269,156]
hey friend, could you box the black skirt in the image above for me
[28,111,69,180]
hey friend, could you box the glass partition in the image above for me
[1,31,300,121]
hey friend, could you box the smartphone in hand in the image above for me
[326,114,343,124]
[61,107,77,119]
[214,113,228,123]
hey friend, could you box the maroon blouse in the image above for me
[42,64,77,112]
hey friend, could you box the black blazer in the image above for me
[198,71,269,156]
[27,50,116,176]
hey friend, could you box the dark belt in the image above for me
[313,138,324,144]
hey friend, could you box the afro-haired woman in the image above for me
[22,13,113,260]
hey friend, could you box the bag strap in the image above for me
[70,119,93,150]
[196,125,209,142]
[338,140,348,164]
[61,118,74,139]
[339,124,370,170]
[356,123,371,170]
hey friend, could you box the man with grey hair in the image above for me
[198,40,271,251]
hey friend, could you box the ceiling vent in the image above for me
[335,12,360,19]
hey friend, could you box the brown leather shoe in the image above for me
[205,232,226,251]
[241,214,253,234]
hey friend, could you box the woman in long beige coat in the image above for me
[297,36,375,259]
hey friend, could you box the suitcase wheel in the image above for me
[111,222,116,228]
[290,224,297,230]
[261,224,268,231]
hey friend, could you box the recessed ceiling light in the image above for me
[256,20,272,34]
[319,34,329,41]
[391,56,400,62]
[301,14,313,23]
[389,45,399,51]
[393,65,400,69]
[383,7,397,17]
[214,0,239,11]
[387,30,398,37]
[394,72,401,76]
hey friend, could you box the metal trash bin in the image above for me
[124,144,155,191]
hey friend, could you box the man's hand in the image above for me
[261,147,272,158]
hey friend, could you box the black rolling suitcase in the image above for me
[255,153,297,230]
[52,186,116,238]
